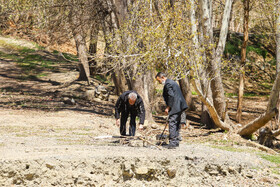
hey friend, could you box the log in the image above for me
[238,108,278,136]
[272,129,280,137]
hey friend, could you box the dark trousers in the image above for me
[120,112,137,136]
[168,111,182,146]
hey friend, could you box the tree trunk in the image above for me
[190,76,231,131]
[209,0,233,120]
[276,0,280,74]
[73,32,90,84]
[275,0,280,130]
[273,129,280,137]
[131,71,155,124]
[111,69,128,95]
[236,0,250,123]
[236,71,245,122]
[266,73,280,112]
[195,0,215,127]
[88,23,99,76]
[69,7,90,84]
[179,78,196,111]
[238,108,278,137]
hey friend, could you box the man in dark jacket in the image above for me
[115,91,145,136]
[156,72,188,149]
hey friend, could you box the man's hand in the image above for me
[139,124,144,130]
[165,107,170,115]
[116,119,120,126]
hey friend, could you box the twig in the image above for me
[138,136,162,150]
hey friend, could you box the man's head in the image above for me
[128,92,137,105]
[155,72,167,84]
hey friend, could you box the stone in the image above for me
[151,124,158,129]
[85,90,95,101]
[167,169,176,178]
[46,163,55,169]
[135,167,148,175]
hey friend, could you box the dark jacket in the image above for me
[115,91,145,124]
[163,78,188,115]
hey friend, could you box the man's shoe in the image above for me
[162,144,178,149]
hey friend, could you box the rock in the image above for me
[95,85,109,101]
[228,166,236,174]
[25,173,35,180]
[122,170,134,180]
[167,168,176,178]
[46,163,55,169]
[85,90,95,101]
[209,170,219,176]
[151,124,158,129]
[135,167,148,175]
[63,97,75,105]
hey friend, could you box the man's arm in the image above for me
[165,82,174,108]
[115,96,122,119]
[138,99,145,125]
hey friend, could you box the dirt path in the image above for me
[0,109,279,186]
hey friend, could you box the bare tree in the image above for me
[236,0,250,123]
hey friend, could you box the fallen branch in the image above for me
[272,129,280,137]
[138,137,162,150]
[238,108,278,136]
[190,77,232,131]
[245,140,278,155]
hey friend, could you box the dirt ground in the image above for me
[0,43,280,186]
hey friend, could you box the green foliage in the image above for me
[94,75,110,84]
[106,1,194,79]
[247,45,268,60]
[224,37,242,56]
[192,91,198,95]
[156,89,163,95]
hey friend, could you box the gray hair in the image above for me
[128,92,137,100]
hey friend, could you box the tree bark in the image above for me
[275,0,280,130]
[111,69,128,95]
[273,129,280,137]
[131,71,155,124]
[190,74,232,131]
[69,6,90,84]
[236,0,250,123]
[209,0,233,120]
[88,23,99,76]
[179,78,196,111]
[238,108,278,137]
[73,32,90,84]
[276,0,280,74]
[266,73,280,112]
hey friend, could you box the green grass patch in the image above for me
[210,145,246,152]
[243,92,259,97]
[258,82,273,90]
[225,92,237,97]
[259,154,280,164]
